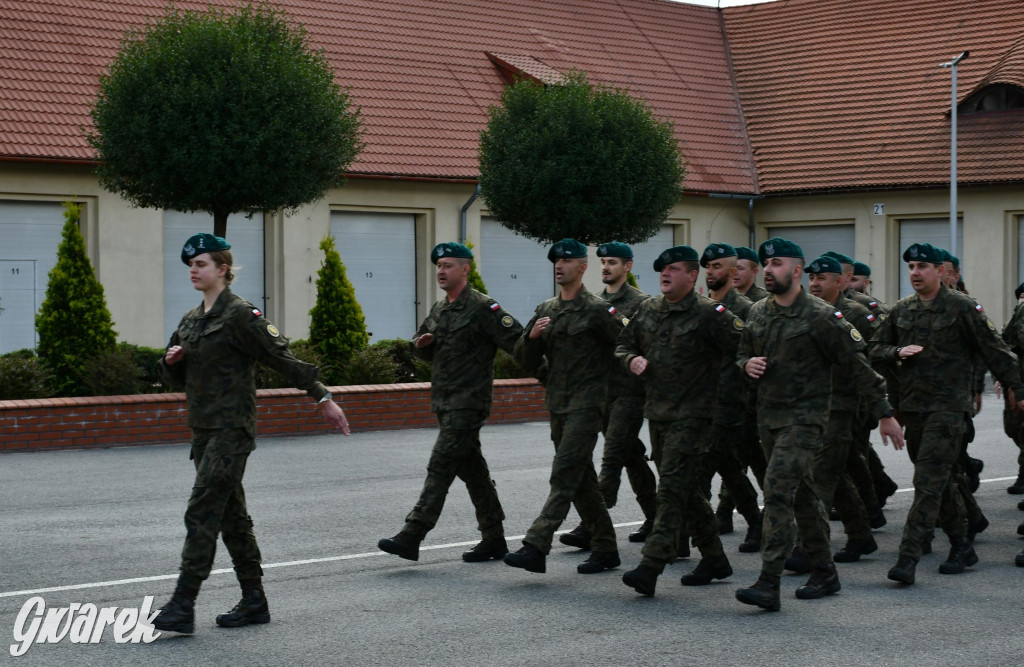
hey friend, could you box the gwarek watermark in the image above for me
[10,596,160,656]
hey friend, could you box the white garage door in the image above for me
[899,218,963,298]
[480,217,554,325]
[163,211,265,342]
[766,224,855,287]
[330,211,417,342]
[628,226,676,296]
[0,201,64,354]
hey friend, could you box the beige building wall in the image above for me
[3,161,1019,348]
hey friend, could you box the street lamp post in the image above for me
[940,51,969,257]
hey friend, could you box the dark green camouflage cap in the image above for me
[430,242,473,264]
[853,261,871,276]
[548,238,588,262]
[653,245,699,271]
[736,246,759,263]
[758,237,804,265]
[700,242,737,268]
[181,233,230,265]
[902,242,944,264]
[597,241,633,259]
[806,255,843,274]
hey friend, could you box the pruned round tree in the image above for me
[478,70,685,246]
[88,3,363,237]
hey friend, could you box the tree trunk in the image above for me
[213,210,228,238]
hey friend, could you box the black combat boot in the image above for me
[876,477,898,508]
[966,457,984,493]
[738,514,762,553]
[716,505,734,535]
[1016,548,1024,567]
[377,531,421,561]
[622,564,659,597]
[628,518,654,543]
[152,583,198,634]
[216,587,270,628]
[795,562,841,599]
[887,555,918,584]
[1007,470,1024,494]
[1018,521,1024,536]
[680,555,733,586]
[577,551,620,574]
[868,507,887,529]
[938,536,978,574]
[559,523,592,550]
[675,530,691,560]
[833,536,878,563]
[784,547,811,574]
[1018,499,1024,511]
[735,571,781,611]
[462,537,508,562]
[968,516,989,542]
[503,543,546,573]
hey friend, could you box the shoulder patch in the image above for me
[866,314,875,322]
[621,316,630,326]
[715,304,726,313]
[975,303,984,313]
[608,305,617,315]
[733,317,744,331]
[987,317,996,331]
[501,315,514,328]
[266,324,280,338]
[834,311,844,319]
[868,301,879,309]
[251,308,262,317]
[850,327,862,342]
[490,302,501,311]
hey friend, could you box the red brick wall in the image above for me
[0,379,547,453]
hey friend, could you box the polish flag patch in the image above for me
[867,314,875,322]
[975,303,984,312]
[252,308,262,317]
[608,306,617,315]
[715,304,726,313]
[834,311,844,319]
[490,302,501,311]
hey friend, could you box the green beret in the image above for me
[736,246,759,263]
[181,233,230,265]
[1016,282,1024,300]
[806,255,842,275]
[653,245,699,271]
[853,261,871,277]
[430,242,473,264]
[949,254,960,269]
[700,242,737,268]
[758,237,804,265]
[597,241,633,259]
[823,250,854,266]
[547,238,588,262]
[902,243,943,264]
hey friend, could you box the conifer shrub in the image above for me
[0,350,53,400]
[309,235,368,384]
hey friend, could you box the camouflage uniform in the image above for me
[870,284,1024,560]
[738,289,891,576]
[704,289,763,528]
[615,289,742,573]
[596,283,657,517]
[161,288,330,589]
[1001,301,1024,477]
[515,286,623,555]
[740,283,770,303]
[401,287,523,541]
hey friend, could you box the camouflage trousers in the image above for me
[404,410,505,540]
[898,411,968,560]
[716,415,765,513]
[759,424,831,576]
[1003,406,1024,468]
[700,424,762,525]
[641,418,724,573]
[179,427,262,589]
[801,410,872,546]
[525,408,616,555]
[598,394,657,518]
[845,411,882,511]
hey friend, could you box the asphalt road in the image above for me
[2,389,1023,666]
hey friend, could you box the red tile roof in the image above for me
[723,0,1024,194]
[0,0,757,194]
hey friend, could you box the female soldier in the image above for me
[152,233,349,634]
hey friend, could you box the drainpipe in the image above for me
[706,193,762,247]
[459,184,481,244]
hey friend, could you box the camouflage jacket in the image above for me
[871,284,1024,413]
[515,286,624,414]
[161,288,327,436]
[413,286,523,414]
[710,288,753,425]
[845,287,889,317]
[616,289,742,422]
[738,289,891,430]
[740,284,770,303]
[1002,301,1024,366]
[601,283,650,398]
[828,294,881,413]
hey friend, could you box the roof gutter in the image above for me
[459,183,481,244]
